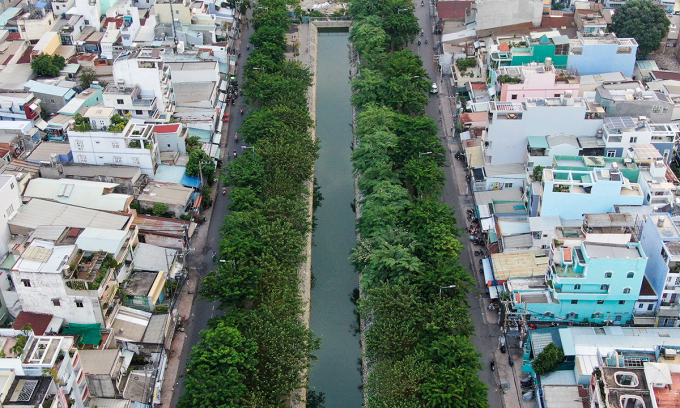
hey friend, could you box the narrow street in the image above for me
[169,13,255,407]
[410,2,504,407]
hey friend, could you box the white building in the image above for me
[68,122,160,176]
[483,96,604,165]
[601,116,678,163]
[467,0,542,31]
[0,175,21,257]
[154,123,187,154]
[102,84,159,120]
[6,240,110,325]
[67,0,103,31]
[627,144,679,210]
[112,48,175,120]
[17,10,57,42]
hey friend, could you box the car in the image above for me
[430,83,439,94]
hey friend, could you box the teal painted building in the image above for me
[488,34,570,72]
[510,241,647,325]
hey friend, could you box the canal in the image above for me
[308,31,363,407]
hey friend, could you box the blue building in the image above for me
[508,241,647,324]
[538,167,644,220]
[567,33,638,78]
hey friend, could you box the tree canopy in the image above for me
[31,54,66,77]
[532,342,565,375]
[609,0,670,58]
[185,149,216,183]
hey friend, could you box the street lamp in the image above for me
[242,145,255,151]
[439,285,456,297]
[252,67,264,71]
[397,8,408,13]
[419,151,433,157]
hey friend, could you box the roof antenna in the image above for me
[169,0,179,53]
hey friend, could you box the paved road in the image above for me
[411,3,505,407]
[169,16,254,407]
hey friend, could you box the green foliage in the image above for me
[73,113,91,132]
[532,342,565,375]
[185,135,201,152]
[152,202,169,217]
[609,0,670,58]
[497,74,522,84]
[31,54,66,77]
[186,149,215,183]
[78,67,105,90]
[108,114,130,132]
[182,0,320,404]
[177,321,256,408]
[552,2,565,9]
[455,58,477,71]
[533,165,544,181]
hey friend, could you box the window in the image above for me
[605,272,613,278]
[136,110,143,115]
[574,284,581,290]
[167,144,171,147]
[638,303,644,309]
[571,299,578,304]
[592,312,602,318]
[623,287,631,294]
[504,183,513,188]
[601,284,610,291]
[78,155,87,163]
[606,150,617,157]
[113,156,123,164]
[597,300,604,304]
[648,304,654,311]
[619,300,626,305]
[75,300,84,308]
[131,157,140,164]
[75,140,84,150]
[511,94,518,100]
[6,204,14,218]
[50,99,54,104]
[52,299,60,306]
[568,312,578,319]
[629,137,637,143]
[554,94,560,97]
[10,183,13,190]
[175,9,179,13]
[111,141,119,148]
[653,105,664,114]
[117,99,124,105]
[627,272,634,279]
[21,279,30,287]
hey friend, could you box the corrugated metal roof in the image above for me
[138,182,192,206]
[132,243,177,273]
[24,178,131,212]
[10,199,129,232]
[498,219,531,235]
[529,216,561,232]
[76,228,127,254]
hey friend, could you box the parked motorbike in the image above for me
[490,360,495,371]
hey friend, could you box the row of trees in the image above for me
[348,1,489,407]
[178,0,319,406]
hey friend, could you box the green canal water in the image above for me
[308,31,363,407]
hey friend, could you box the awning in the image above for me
[34,119,48,131]
[482,258,494,286]
[62,323,102,346]
[481,217,494,231]
[527,136,549,149]
[489,285,498,299]
[460,131,471,140]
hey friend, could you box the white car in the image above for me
[430,83,439,94]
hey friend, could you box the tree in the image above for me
[186,149,215,183]
[552,2,565,9]
[532,342,565,375]
[185,135,201,152]
[78,67,106,90]
[152,203,168,217]
[73,114,91,132]
[31,54,66,77]
[177,321,256,408]
[609,0,670,58]
[533,165,544,181]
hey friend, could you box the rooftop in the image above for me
[12,312,53,336]
[23,178,131,212]
[3,376,52,406]
[79,349,119,375]
[12,240,74,274]
[25,142,72,163]
[132,243,177,273]
[75,228,128,255]
[583,242,643,259]
[491,250,549,279]
[137,182,192,207]
[125,271,160,296]
[9,199,130,233]
[55,163,142,181]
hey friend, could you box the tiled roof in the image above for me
[498,42,510,52]
[437,0,472,19]
[12,312,53,335]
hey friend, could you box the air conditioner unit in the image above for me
[664,348,677,360]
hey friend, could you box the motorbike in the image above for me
[222,188,227,195]
[212,251,216,263]
[421,0,424,5]
[425,38,428,44]
[240,107,244,115]
[417,39,421,46]
[508,355,515,367]
[235,133,239,142]
[474,250,485,256]
[490,360,495,371]
[233,150,238,158]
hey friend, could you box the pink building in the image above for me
[497,62,580,102]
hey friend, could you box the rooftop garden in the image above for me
[66,252,119,291]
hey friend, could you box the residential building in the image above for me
[122,271,165,311]
[17,9,56,42]
[131,242,179,278]
[488,32,571,71]
[137,182,192,218]
[0,92,41,122]
[626,145,679,209]
[508,241,647,324]
[578,71,628,95]
[574,8,607,36]
[466,0,542,31]
[5,240,114,325]
[100,22,120,60]
[58,85,104,117]
[68,0,103,31]
[53,0,76,15]
[58,15,85,46]
[483,96,604,165]
[154,0,192,24]
[0,175,21,257]
[538,166,644,219]
[24,81,76,115]
[39,162,146,195]
[112,48,175,119]
[590,365,654,408]
[525,134,582,170]
[601,117,678,162]
[68,122,160,177]
[23,178,132,212]
[102,84,158,120]
[154,123,187,154]
[32,31,60,58]
[567,33,637,78]
[639,213,680,327]
[132,214,193,251]
[595,86,675,123]
[492,61,580,102]
[25,142,73,165]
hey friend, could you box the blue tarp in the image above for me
[181,174,201,188]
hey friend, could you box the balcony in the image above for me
[132,97,155,108]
